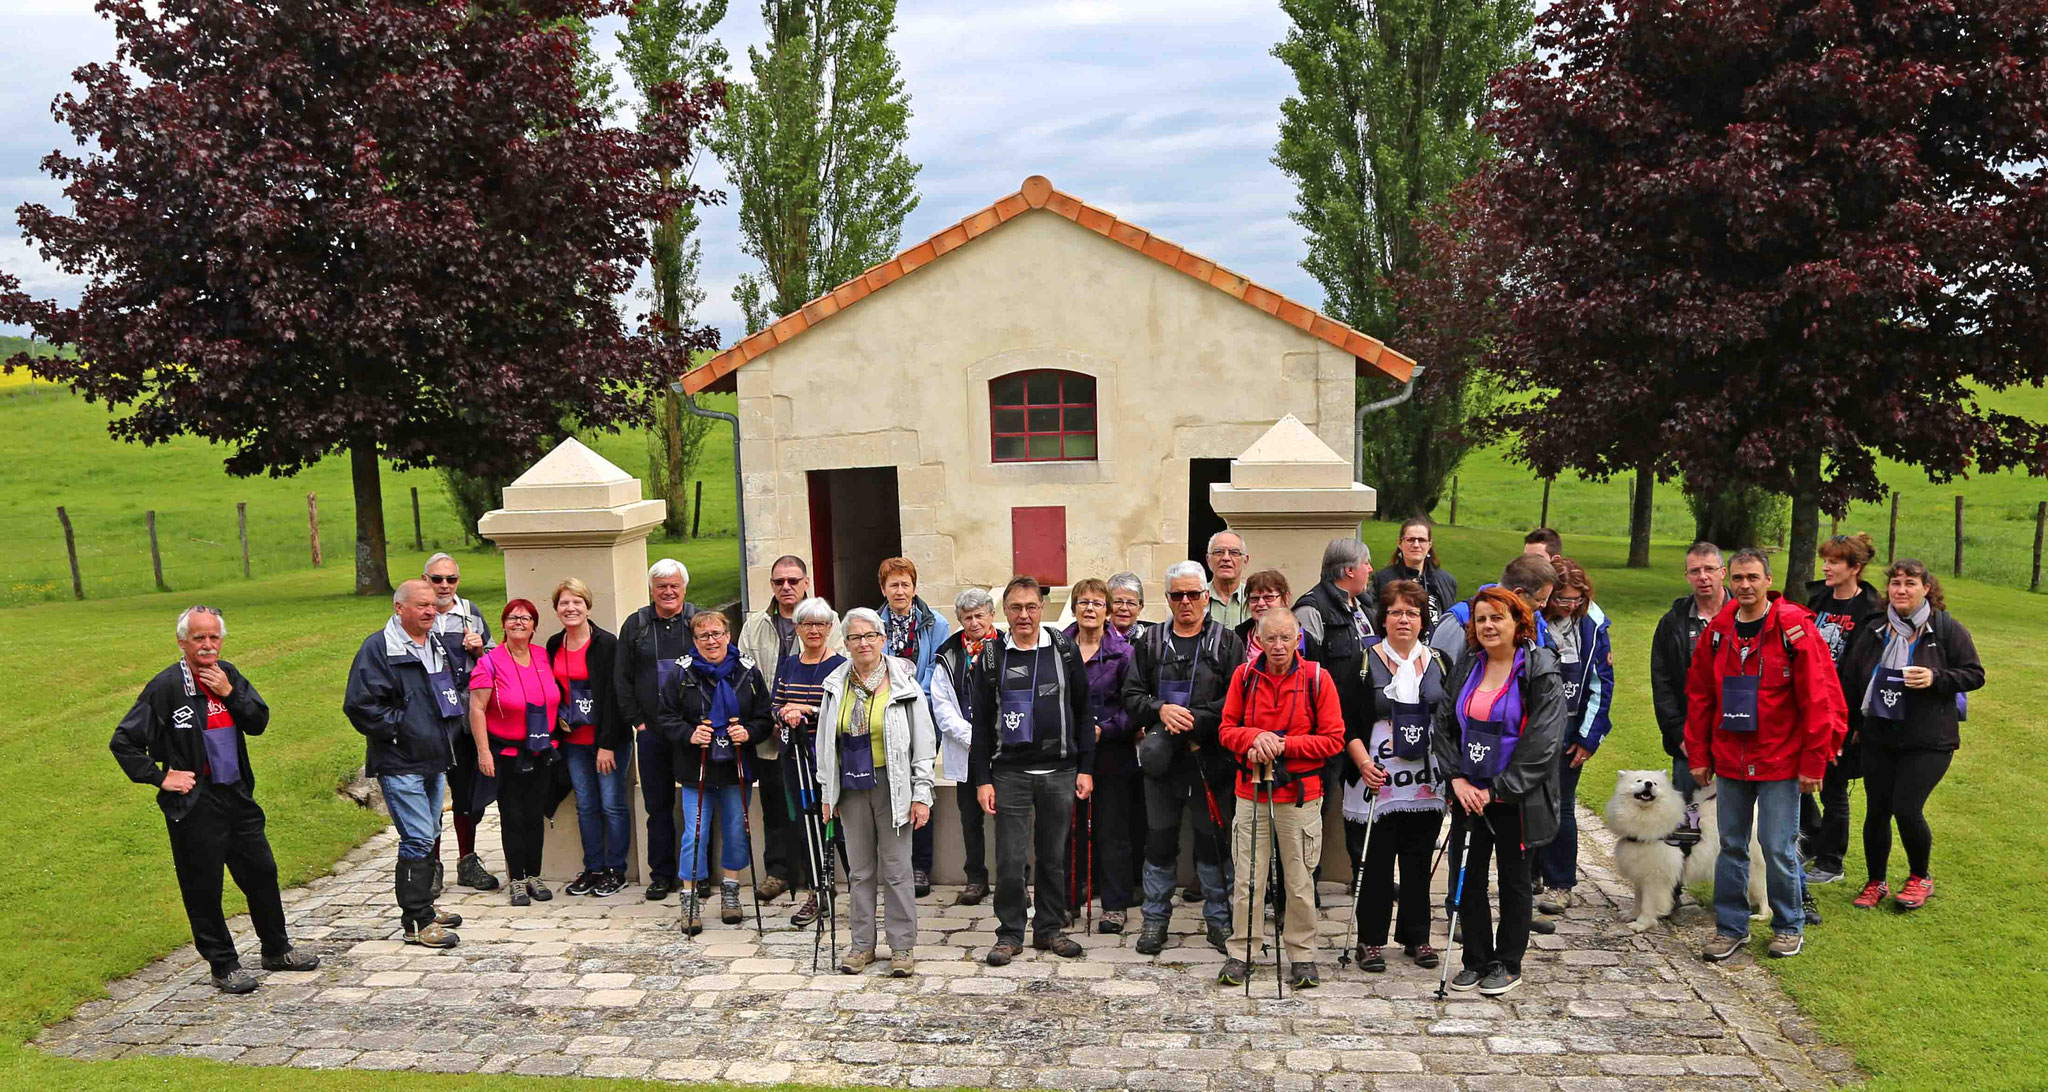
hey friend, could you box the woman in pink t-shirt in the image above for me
[468,598,561,906]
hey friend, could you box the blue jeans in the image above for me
[678,782,751,880]
[1537,748,1585,890]
[379,773,446,861]
[563,743,633,871]
[1713,775,1805,937]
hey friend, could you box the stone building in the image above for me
[679,175,1415,614]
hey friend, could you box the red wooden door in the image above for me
[1011,506,1068,587]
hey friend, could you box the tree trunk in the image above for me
[1627,458,1653,568]
[1786,447,1823,592]
[352,440,393,597]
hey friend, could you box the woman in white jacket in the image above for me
[816,607,938,977]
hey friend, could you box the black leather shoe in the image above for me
[914,870,932,898]
[645,877,674,901]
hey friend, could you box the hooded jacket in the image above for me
[1218,655,1345,804]
[1683,594,1848,783]
[343,620,465,778]
[111,660,270,821]
[1430,643,1568,848]
[1548,603,1617,754]
[1835,607,1983,753]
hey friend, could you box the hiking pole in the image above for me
[1262,761,1285,1000]
[792,730,826,972]
[1338,786,1380,970]
[736,724,765,938]
[1084,795,1094,933]
[1435,812,1472,1000]
[686,733,709,937]
[1244,759,1261,1000]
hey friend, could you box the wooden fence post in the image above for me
[411,486,424,551]
[307,492,322,566]
[1953,494,1964,577]
[147,509,166,591]
[237,501,251,579]
[2033,501,2045,594]
[691,480,704,539]
[1888,493,1900,564]
[1539,478,1552,528]
[56,506,83,600]
[1449,477,1459,526]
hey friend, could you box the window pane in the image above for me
[1064,433,1097,459]
[991,375,1025,405]
[1027,434,1062,459]
[1028,407,1060,433]
[1065,406,1096,432]
[994,435,1026,461]
[1026,372,1060,404]
[994,408,1025,434]
[1067,374,1096,403]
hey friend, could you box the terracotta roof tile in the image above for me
[677,174,1417,394]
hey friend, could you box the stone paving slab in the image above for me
[36,806,1861,1088]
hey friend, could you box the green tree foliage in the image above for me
[711,0,920,333]
[1273,0,1530,520]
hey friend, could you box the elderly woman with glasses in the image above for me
[815,608,937,976]
[1107,572,1151,643]
[770,597,846,928]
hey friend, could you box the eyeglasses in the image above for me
[1385,607,1423,619]
[770,577,804,587]
[428,574,459,584]
[1166,590,1205,602]
[1207,548,1246,558]
[1072,598,1105,610]
[1248,592,1284,605]
[1400,535,1431,544]
[797,621,832,630]
[504,615,536,625]
[846,632,883,643]
[1111,597,1142,609]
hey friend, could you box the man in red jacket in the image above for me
[1686,549,1847,962]
[1215,610,1345,989]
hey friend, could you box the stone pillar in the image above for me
[1206,413,1377,881]
[479,438,666,882]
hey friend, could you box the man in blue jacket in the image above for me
[343,579,466,950]
[112,605,320,993]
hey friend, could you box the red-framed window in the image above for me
[990,370,1097,462]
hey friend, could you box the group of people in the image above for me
[112,518,1982,996]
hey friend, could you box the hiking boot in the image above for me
[680,902,703,936]
[566,870,600,897]
[260,948,320,973]
[1408,944,1440,969]
[985,943,1022,967]
[1034,934,1084,959]
[1895,875,1934,910]
[956,882,988,906]
[721,882,743,924]
[1354,945,1386,973]
[1216,958,1250,987]
[593,869,626,897]
[757,875,790,901]
[430,906,462,928]
[527,878,552,902]
[1098,909,1126,934]
[1702,933,1746,962]
[1768,932,1804,958]
[211,968,259,994]
[1448,967,1482,992]
[791,892,820,929]
[404,921,459,949]
[1804,864,1844,885]
[1134,920,1168,956]
[1802,890,1823,926]
[457,852,499,892]
[1289,962,1322,989]
[839,949,875,975]
[890,951,915,978]
[509,878,530,907]
[914,869,932,898]
[1536,887,1574,915]
[1478,964,1521,996]
[645,877,674,901]
[1205,922,1231,955]
[1853,880,1890,909]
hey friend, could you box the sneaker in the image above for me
[839,949,875,975]
[1802,890,1823,927]
[1478,964,1521,995]
[456,852,500,892]
[1536,887,1574,915]
[1098,909,1126,934]
[509,878,530,907]
[721,882,743,924]
[1134,921,1168,956]
[1448,967,1482,992]
[757,875,789,901]
[1355,945,1386,973]
[1409,944,1440,969]
[1216,957,1250,987]
[956,882,989,906]
[1768,932,1804,958]
[211,968,259,994]
[1033,934,1084,959]
[593,868,627,897]
[1804,865,1844,885]
[890,951,915,978]
[1853,880,1890,909]
[1205,922,1231,956]
[645,877,674,902]
[1701,933,1746,962]
[914,870,932,898]
[430,906,462,928]
[566,870,600,897]
[260,948,320,973]
[404,921,459,949]
[527,878,552,902]
[791,892,820,929]
[985,943,1022,967]
[1895,875,1934,910]
[1289,962,1321,989]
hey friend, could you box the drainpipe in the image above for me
[673,383,749,614]
[1353,365,1426,483]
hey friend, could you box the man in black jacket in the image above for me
[1649,542,1728,807]
[112,606,320,993]
[971,577,1095,965]
[1122,561,1245,956]
[343,579,466,949]
[613,558,698,900]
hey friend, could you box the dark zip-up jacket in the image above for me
[1836,609,1983,753]
[111,660,269,821]
[1650,594,1717,762]
[1293,579,1375,763]
[657,653,775,787]
[1121,617,1244,788]
[614,602,699,731]
[969,629,1093,784]
[546,625,629,753]
[1430,644,1568,848]
[343,629,463,778]
[1373,561,1460,640]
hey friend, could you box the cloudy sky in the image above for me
[0,0,1324,346]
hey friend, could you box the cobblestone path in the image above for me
[37,807,1861,1089]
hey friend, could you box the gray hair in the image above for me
[394,577,433,605]
[1107,572,1144,604]
[1320,538,1370,583]
[175,605,225,640]
[843,607,885,638]
[1206,530,1245,554]
[792,596,839,627]
[1256,608,1299,640]
[1164,560,1207,586]
[648,558,689,584]
[954,587,995,616]
[423,552,458,575]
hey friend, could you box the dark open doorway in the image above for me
[807,467,902,611]
[1186,457,1232,565]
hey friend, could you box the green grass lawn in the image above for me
[0,386,738,607]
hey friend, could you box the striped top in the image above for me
[771,653,847,727]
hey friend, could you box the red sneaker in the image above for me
[1852,880,1889,909]
[1894,876,1934,910]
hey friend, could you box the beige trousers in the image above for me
[1228,791,1324,966]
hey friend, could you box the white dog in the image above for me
[1605,769,1766,933]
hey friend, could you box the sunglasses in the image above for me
[428,574,459,584]
[771,577,804,587]
[1166,590,1205,602]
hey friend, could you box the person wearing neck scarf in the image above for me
[929,588,1000,906]
[657,610,773,934]
[1837,559,1983,912]
[878,557,951,898]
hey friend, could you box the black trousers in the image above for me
[955,782,990,887]
[447,734,485,822]
[496,757,550,881]
[1457,804,1534,975]
[912,809,934,874]
[1092,768,1143,911]
[752,754,794,883]
[167,787,291,975]
[636,728,678,883]
[1863,747,1952,881]
[1799,759,1858,873]
[1350,809,1443,948]
[992,766,1076,945]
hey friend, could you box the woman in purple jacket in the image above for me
[1066,578,1139,933]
